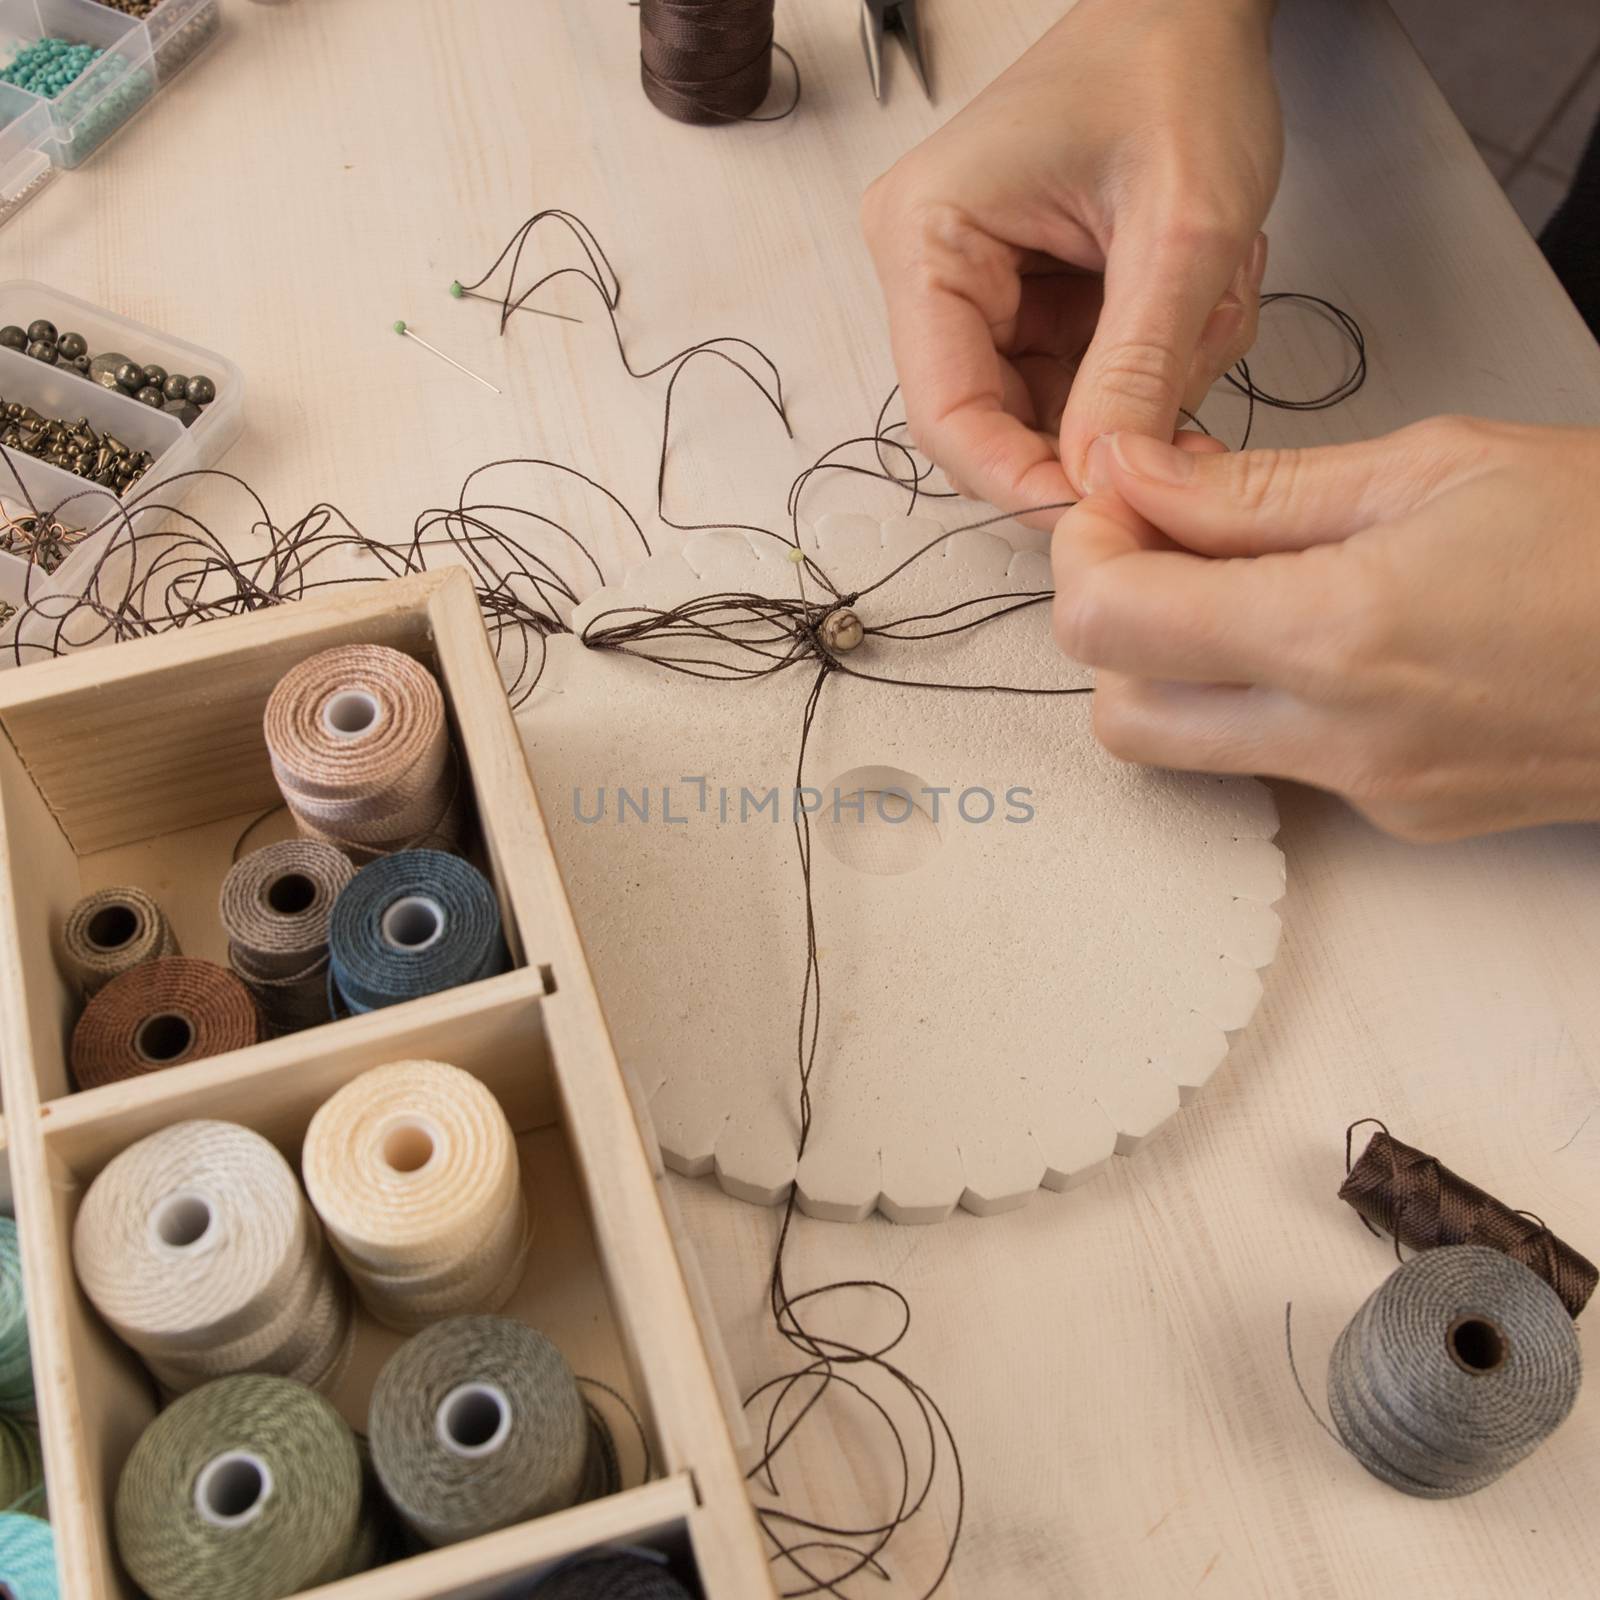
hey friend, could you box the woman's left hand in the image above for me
[1050,417,1600,840]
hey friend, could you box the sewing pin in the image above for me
[392,321,501,394]
[449,282,583,325]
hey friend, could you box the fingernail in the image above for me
[1111,432,1195,484]
[1247,232,1268,290]
[1083,434,1115,495]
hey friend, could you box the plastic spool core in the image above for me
[1447,1315,1509,1375]
[135,1012,194,1064]
[322,689,382,740]
[380,895,446,953]
[436,1382,513,1458]
[86,903,140,950]
[194,1450,274,1529]
[151,1191,214,1252]
[380,1116,440,1175]
[266,872,317,916]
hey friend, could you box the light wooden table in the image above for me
[10,0,1600,1595]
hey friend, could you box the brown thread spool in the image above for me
[70,958,260,1090]
[263,645,462,864]
[639,0,775,124]
[1339,1119,1598,1318]
[61,886,179,996]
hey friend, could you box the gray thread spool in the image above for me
[368,1315,596,1546]
[61,886,178,996]
[1326,1244,1582,1497]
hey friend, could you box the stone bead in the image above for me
[134,386,165,408]
[114,361,143,391]
[141,364,167,388]
[162,373,189,402]
[25,319,56,345]
[26,340,57,364]
[57,332,88,360]
[0,327,25,351]
[185,374,216,406]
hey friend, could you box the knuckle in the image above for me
[1085,340,1188,413]
[1230,447,1296,514]
[1051,572,1114,665]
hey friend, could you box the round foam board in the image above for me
[521,512,1284,1222]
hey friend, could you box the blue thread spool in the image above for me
[328,851,506,1014]
[0,1513,59,1599]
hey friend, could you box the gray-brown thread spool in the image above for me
[220,841,354,1036]
[61,886,178,996]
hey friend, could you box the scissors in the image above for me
[860,1,931,103]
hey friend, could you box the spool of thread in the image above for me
[1340,1121,1598,1318]
[0,1414,45,1516]
[369,1315,594,1547]
[1327,1245,1582,1497]
[529,1554,695,1600]
[70,958,261,1090]
[639,0,774,123]
[263,644,461,861]
[302,1060,530,1331]
[327,851,507,1015]
[220,841,354,1036]
[114,1374,372,1600]
[60,885,179,996]
[73,1120,352,1396]
[0,1512,58,1599]
[0,1217,34,1415]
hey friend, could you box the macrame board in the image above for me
[519,512,1284,1223]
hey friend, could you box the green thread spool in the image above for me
[368,1316,592,1546]
[529,1553,694,1599]
[0,1218,33,1415]
[0,1511,58,1598]
[0,1414,45,1516]
[114,1375,371,1600]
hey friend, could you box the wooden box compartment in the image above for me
[0,573,774,1599]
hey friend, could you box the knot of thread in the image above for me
[73,1120,353,1396]
[327,850,506,1014]
[70,958,260,1090]
[530,1553,695,1599]
[0,1218,34,1417]
[264,645,462,862]
[0,1513,57,1599]
[1340,1123,1598,1318]
[220,840,354,1036]
[1327,1245,1582,1497]
[60,886,179,997]
[302,1060,531,1331]
[368,1315,603,1547]
[639,0,774,123]
[113,1375,376,1600]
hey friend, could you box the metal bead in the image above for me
[820,607,865,654]
[0,326,24,351]
[89,352,131,389]
[114,361,143,392]
[25,340,57,364]
[141,364,167,388]
[25,319,56,345]
[72,354,90,373]
[56,331,87,360]
[162,373,189,402]
[185,374,216,406]
[134,385,165,408]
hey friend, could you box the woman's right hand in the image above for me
[862,0,1283,521]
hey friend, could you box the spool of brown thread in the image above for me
[71,958,261,1090]
[1339,1119,1598,1318]
[61,886,179,996]
[639,0,774,124]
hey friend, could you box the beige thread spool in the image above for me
[302,1060,530,1332]
[61,886,179,996]
[220,840,355,1036]
[73,1120,353,1396]
[70,959,260,1090]
[263,645,462,862]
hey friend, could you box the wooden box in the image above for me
[0,571,774,1599]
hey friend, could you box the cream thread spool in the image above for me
[73,1120,352,1396]
[60,886,179,996]
[302,1060,530,1331]
[263,645,462,862]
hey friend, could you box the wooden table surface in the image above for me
[10,1,1600,1596]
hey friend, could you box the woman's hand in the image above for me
[861,0,1282,522]
[1051,419,1600,840]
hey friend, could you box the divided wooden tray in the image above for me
[0,571,775,1599]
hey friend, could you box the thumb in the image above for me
[1084,422,1482,555]
[1059,218,1248,493]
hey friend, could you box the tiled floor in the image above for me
[1389,0,1600,234]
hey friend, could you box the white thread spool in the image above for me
[435,1382,513,1459]
[380,896,446,953]
[194,1449,275,1529]
[320,689,383,741]
[376,1114,445,1177]
[148,1190,215,1256]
